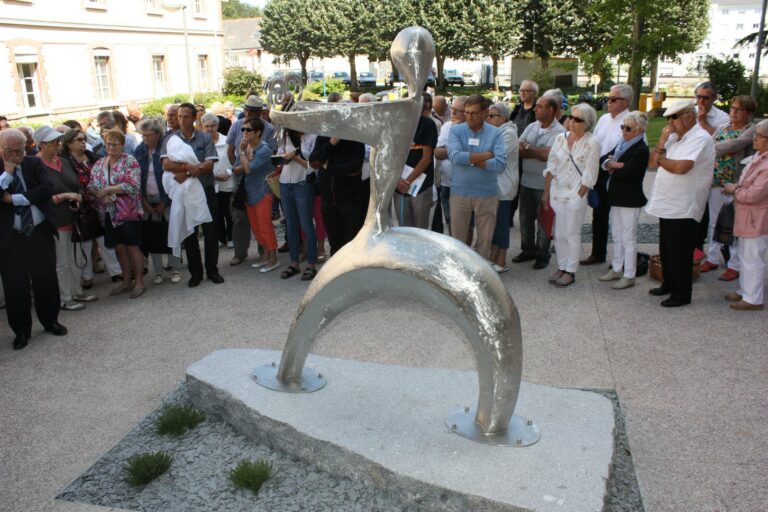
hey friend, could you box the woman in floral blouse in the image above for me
[700,96,756,281]
[88,129,145,298]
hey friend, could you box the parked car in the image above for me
[331,71,351,86]
[358,71,376,86]
[308,70,324,82]
[444,69,465,87]
[462,72,477,86]
[387,71,435,87]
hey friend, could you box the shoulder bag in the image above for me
[568,153,600,208]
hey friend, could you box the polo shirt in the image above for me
[160,129,218,188]
[519,120,566,189]
[593,109,629,156]
[645,124,715,221]
[447,121,506,197]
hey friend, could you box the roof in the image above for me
[223,17,262,50]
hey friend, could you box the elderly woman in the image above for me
[278,128,319,280]
[597,111,650,289]
[700,95,757,281]
[200,113,234,249]
[135,117,182,285]
[59,128,122,288]
[33,126,97,311]
[88,129,145,298]
[235,117,278,272]
[723,119,768,310]
[486,101,519,272]
[542,103,600,287]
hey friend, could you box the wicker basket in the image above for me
[649,254,701,281]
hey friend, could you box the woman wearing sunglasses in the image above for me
[542,104,600,287]
[597,112,649,289]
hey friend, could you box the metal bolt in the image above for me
[318,373,323,379]
[451,424,457,430]
[527,419,533,426]
[271,361,276,367]
[464,406,470,413]
[516,438,522,445]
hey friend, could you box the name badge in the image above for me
[468,138,480,147]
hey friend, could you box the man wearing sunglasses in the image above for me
[646,100,715,307]
[695,82,730,135]
[582,84,633,266]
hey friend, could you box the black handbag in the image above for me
[71,207,104,242]
[231,176,247,211]
[140,217,171,254]
[714,202,735,245]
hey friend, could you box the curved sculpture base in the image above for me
[252,364,326,393]
[445,407,540,447]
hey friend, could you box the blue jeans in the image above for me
[280,181,317,264]
[491,200,512,249]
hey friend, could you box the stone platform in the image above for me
[187,349,616,512]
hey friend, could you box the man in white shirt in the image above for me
[646,100,715,307]
[582,84,634,266]
[695,82,730,135]
[435,96,466,235]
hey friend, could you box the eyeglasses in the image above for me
[754,133,768,139]
[202,124,217,129]
[452,108,465,114]
[696,94,712,101]
[241,127,255,132]
[731,106,749,113]
[519,89,535,93]
[667,111,691,120]
[2,147,24,156]
[464,110,483,117]
[105,142,122,147]
[608,96,626,102]
[568,115,585,123]
[486,113,503,118]
[620,125,635,132]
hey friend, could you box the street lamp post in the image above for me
[162,1,194,104]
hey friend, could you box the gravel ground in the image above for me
[57,384,644,512]
[581,223,659,244]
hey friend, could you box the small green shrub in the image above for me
[155,404,205,436]
[223,66,264,96]
[306,77,346,97]
[124,452,172,486]
[229,459,272,494]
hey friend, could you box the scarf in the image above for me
[612,134,644,162]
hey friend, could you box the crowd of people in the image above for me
[1,78,766,350]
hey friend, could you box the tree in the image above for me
[260,0,333,84]
[469,0,520,91]
[704,56,750,104]
[510,0,588,65]
[222,67,263,96]
[222,0,262,19]
[322,0,379,90]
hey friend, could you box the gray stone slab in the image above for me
[187,349,616,512]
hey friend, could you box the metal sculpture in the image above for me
[252,26,539,446]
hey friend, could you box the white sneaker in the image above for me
[170,271,182,284]
[153,273,164,285]
[611,277,635,289]
[61,301,85,311]
[259,261,281,273]
[227,241,234,248]
[598,269,623,282]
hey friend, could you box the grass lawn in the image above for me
[597,111,666,147]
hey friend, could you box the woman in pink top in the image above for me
[723,119,768,310]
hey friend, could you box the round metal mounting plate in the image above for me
[445,407,540,447]
[251,364,326,393]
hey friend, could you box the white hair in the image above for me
[0,128,27,147]
[521,79,539,95]
[571,103,597,132]
[490,101,509,120]
[612,84,634,106]
[623,110,648,132]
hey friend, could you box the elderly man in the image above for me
[582,83,633,266]
[433,95,451,125]
[515,95,566,269]
[226,96,277,266]
[509,80,538,225]
[435,96,466,235]
[0,129,67,350]
[646,100,715,307]
[446,94,507,259]
[695,82,730,135]
[161,102,223,287]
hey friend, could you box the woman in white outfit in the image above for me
[542,104,600,287]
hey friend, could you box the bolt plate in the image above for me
[251,365,327,393]
[445,407,540,447]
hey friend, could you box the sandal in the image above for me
[554,272,575,288]
[281,266,301,279]
[300,267,318,281]
[109,283,132,296]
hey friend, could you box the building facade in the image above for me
[1,0,225,122]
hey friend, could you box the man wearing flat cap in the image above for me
[646,100,715,307]
[225,95,277,266]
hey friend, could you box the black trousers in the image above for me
[184,185,219,278]
[215,191,233,244]
[0,225,60,337]
[659,217,698,303]
[322,201,364,255]
[589,170,611,260]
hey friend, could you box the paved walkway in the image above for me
[1,196,766,511]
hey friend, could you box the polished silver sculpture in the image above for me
[252,26,539,446]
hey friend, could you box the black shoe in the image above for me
[511,253,536,263]
[13,333,30,350]
[208,273,225,284]
[45,323,68,336]
[532,259,549,270]
[277,243,289,253]
[188,275,202,287]
[111,274,124,282]
[580,255,606,266]
[648,287,671,296]
[661,298,691,308]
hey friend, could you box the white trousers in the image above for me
[706,188,740,270]
[551,193,588,273]
[81,236,121,280]
[55,230,83,303]
[610,206,641,278]
[736,235,768,305]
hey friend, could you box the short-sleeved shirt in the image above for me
[646,124,715,221]
[160,129,218,188]
[437,121,455,187]
[405,115,438,195]
[519,120,566,190]
[593,109,629,157]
